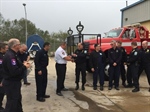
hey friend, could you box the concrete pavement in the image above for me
[2,58,150,112]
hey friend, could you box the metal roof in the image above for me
[120,0,145,11]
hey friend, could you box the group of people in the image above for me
[70,40,150,93]
[0,37,150,112]
[0,38,31,112]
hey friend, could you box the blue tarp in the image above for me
[26,34,44,51]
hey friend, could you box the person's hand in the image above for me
[72,54,77,57]
[23,62,31,68]
[91,68,95,72]
[113,63,117,66]
[38,70,42,75]
[71,59,74,62]
[0,83,2,87]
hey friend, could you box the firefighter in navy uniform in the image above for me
[108,40,122,90]
[34,42,50,102]
[18,44,31,85]
[138,41,150,92]
[0,43,8,111]
[126,41,140,92]
[89,44,106,91]
[72,43,87,91]
[2,39,30,112]
[116,41,127,87]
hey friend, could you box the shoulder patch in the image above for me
[62,51,65,55]
[11,59,16,65]
[0,59,2,64]
[84,50,87,54]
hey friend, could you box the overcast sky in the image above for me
[0,0,138,36]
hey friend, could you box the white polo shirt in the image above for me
[55,46,67,64]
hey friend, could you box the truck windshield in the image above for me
[105,29,122,38]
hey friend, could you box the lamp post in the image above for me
[76,21,84,42]
[67,27,73,36]
[67,27,73,54]
[23,3,27,42]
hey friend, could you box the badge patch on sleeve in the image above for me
[11,59,16,65]
[134,52,137,55]
[62,52,65,55]
[147,49,149,53]
[0,59,2,64]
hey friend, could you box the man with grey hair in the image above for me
[2,38,30,112]
[55,42,73,96]
[18,44,31,85]
[108,40,122,90]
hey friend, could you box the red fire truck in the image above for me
[67,23,150,79]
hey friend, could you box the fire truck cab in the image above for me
[85,23,150,55]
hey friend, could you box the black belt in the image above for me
[56,63,66,65]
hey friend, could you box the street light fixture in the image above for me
[67,27,74,55]
[23,3,27,42]
[67,27,73,36]
[76,21,84,42]
[76,21,84,33]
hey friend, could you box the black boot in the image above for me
[125,84,133,88]
[75,83,79,90]
[132,88,140,92]
[122,82,127,87]
[82,84,85,91]
[100,86,103,91]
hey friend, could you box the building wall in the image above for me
[122,0,150,26]
[141,20,150,31]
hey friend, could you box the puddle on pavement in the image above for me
[70,88,113,112]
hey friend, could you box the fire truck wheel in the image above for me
[104,64,109,81]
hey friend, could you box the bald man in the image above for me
[2,38,30,112]
[18,44,31,85]
[72,43,87,90]
[138,41,150,92]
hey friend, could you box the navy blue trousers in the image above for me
[109,65,120,87]
[3,80,23,112]
[93,66,104,87]
[127,64,139,88]
[35,68,47,98]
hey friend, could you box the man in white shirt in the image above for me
[55,42,73,96]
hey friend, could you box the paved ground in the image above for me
[3,58,150,112]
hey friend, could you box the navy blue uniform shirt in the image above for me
[0,52,5,80]
[90,50,106,69]
[140,48,150,65]
[17,51,29,63]
[2,49,26,81]
[108,47,122,66]
[127,47,140,65]
[34,49,49,71]
[74,49,87,64]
